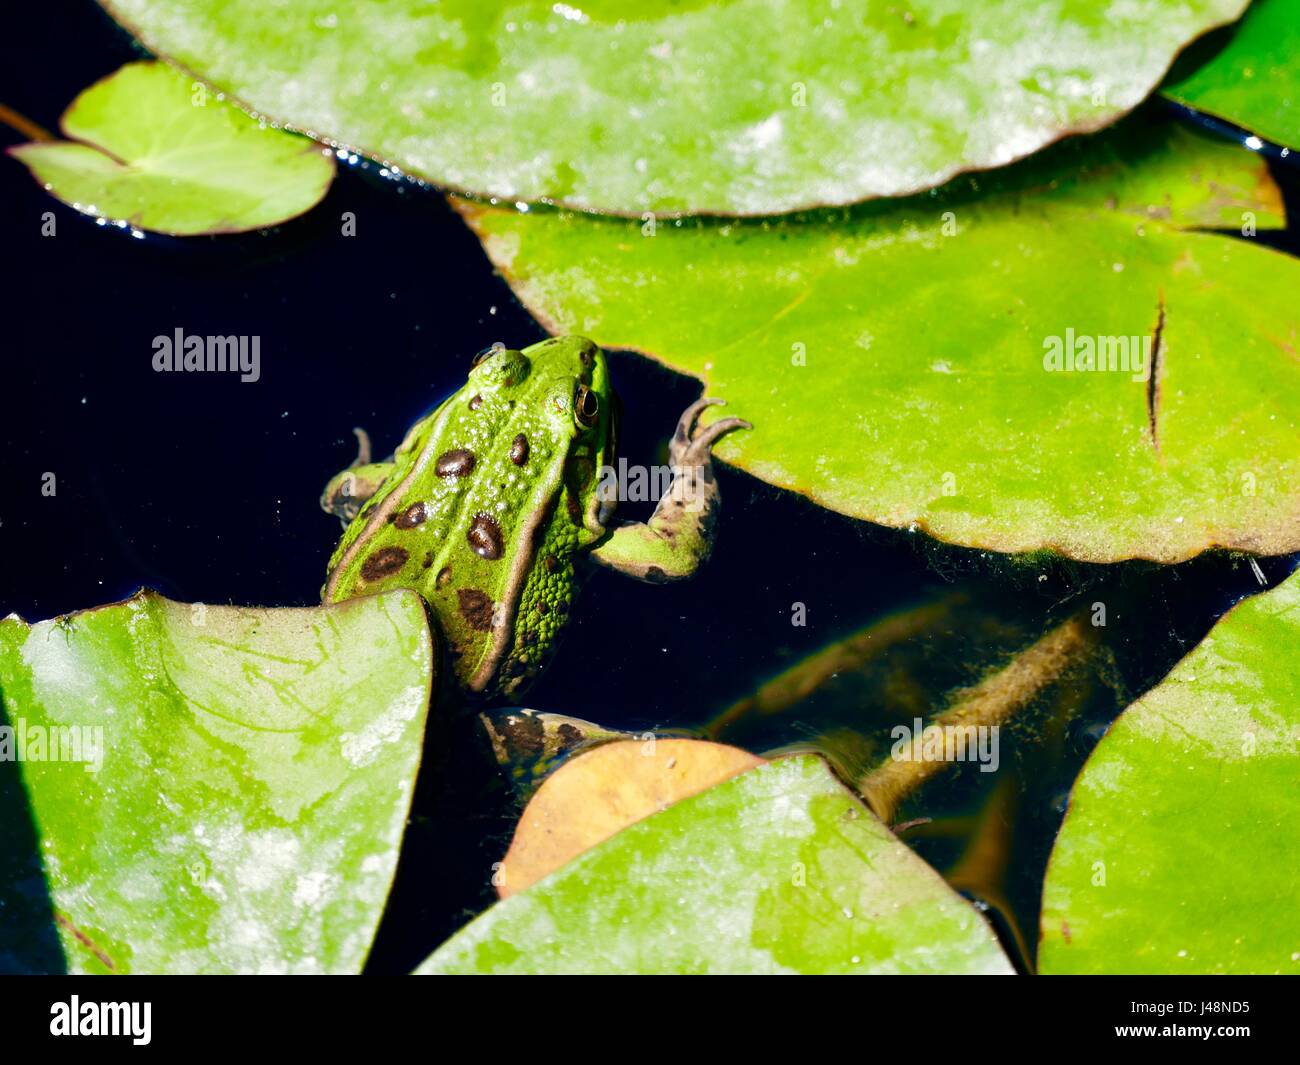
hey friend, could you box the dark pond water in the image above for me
[2,1,1297,973]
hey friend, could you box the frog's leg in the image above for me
[479,708,633,798]
[320,428,397,523]
[589,397,749,582]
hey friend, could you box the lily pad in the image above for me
[8,61,335,235]
[455,118,1300,562]
[417,754,1014,974]
[1163,0,1300,150]
[100,0,1245,215]
[1039,568,1300,974]
[0,590,434,974]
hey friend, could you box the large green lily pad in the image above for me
[456,118,1300,562]
[0,590,433,974]
[1039,568,1300,974]
[100,0,1245,215]
[1163,0,1300,150]
[417,754,1014,974]
[9,61,334,235]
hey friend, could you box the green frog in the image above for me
[320,336,747,701]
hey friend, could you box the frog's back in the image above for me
[323,338,613,698]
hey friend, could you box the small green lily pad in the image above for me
[1163,0,1300,150]
[9,61,335,235]
[417,754,1013,974]
[456,118,1300,562]
[0,590,434,974]
[1039,568,1300,974]
[101,0,1245,215]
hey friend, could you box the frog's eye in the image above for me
[472,343,503,367]
[574,384,599,428]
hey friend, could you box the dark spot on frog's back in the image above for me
[506,712,545,758]
[361,546,409,581]
[436,448,476,478]
[394,501,427,529]
[510,433,529,466]
[457,588,495,631]
[468,393,484,411]
[467,513,504,560]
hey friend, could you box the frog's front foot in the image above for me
[589,396,749,582]
[319,427,396,525]
[670,397,751,472]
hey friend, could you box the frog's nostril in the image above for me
[501,350,531,385]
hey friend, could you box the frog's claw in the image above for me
[670,397,751,468]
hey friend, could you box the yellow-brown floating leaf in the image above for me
[498,738,764,898]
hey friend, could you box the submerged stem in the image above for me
[0,102,55,142]
[703,591,970,739]
[858,610,1099,824]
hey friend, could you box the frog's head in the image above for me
[474,335,618,534]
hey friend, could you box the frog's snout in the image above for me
[522,334,601,372]
[567,336,600,364]
[473,343,532,386]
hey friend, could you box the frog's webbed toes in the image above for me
[673,396,722,444]
[685,414,752,464]
[671,397,751,466]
